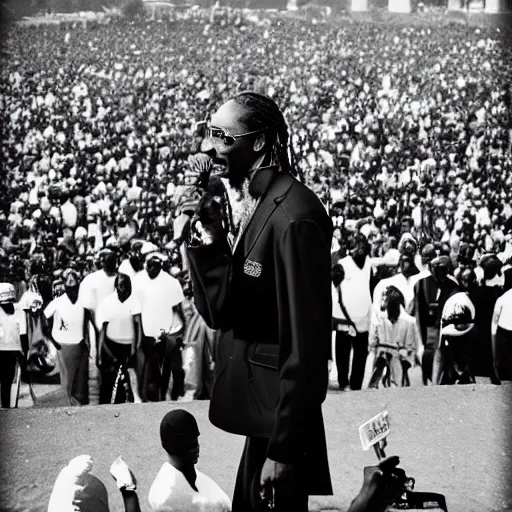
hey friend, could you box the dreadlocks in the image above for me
[233,91,304,183]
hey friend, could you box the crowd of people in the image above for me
[1,7,511,407]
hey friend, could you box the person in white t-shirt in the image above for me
[79,249,118,338]
[134,248,186,402]
[113,409,231,512]
[97,273,142,404]
[45,270,89,406]
[0,283,27,408]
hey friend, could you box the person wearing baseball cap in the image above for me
[0,282,27,408]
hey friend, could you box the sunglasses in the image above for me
[196,121,267,147]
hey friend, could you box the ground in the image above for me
[1,384,511,512]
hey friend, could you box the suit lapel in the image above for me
[234,170,294,258]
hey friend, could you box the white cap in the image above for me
[0,283,16,304]
[141,242,167,262]
[441,292,476,337]
[140,242,158,256]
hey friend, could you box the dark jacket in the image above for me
[472,285,502,378]
[414,275,459,345]
[187,167,333,496]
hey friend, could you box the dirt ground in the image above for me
[1,384,511,512]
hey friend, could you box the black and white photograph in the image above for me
[0,0,511,510]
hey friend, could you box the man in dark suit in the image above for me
[186,92,333,511]
[412,256,459,385]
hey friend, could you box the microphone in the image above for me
[186,153,213,192]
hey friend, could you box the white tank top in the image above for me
[0,306,22,352]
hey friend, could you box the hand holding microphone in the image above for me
[187,154,232,246]
[347,456,408,512]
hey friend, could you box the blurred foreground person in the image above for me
[0,283,27,408]
[148,409,231,511]
[111,409,231,512]
[48,455,141,512]
[97,273,141,404]
[44,269,89,405]
[49,452,423,512]
[48,456,111,512]
[347,456,447,512]
[187,92,333,511]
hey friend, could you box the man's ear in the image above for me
[253,133,266,153]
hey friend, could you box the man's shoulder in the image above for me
[80,273,94,287]
[133,271,148,285]
[377,275,394,288]
[414,273,432,288]
[196,469,231,506]
[82,270,106,287]
[126,293,141,310]
[53,295,66,307]
[100,292,117,308]
[274,177,331,226]
[118,259,131,271]
[339,255,351,267]
[148,462,178,507]
[158,271,178,285]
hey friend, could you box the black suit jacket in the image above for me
[187,167,333,495]
[414,275,459,344]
